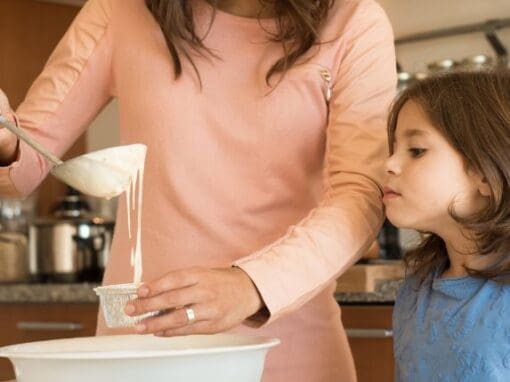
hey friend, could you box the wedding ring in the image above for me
[185,307,196,323]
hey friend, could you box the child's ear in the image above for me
[467,168,491,197]
[477,176,491,197]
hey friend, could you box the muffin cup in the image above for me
[94,283,159,328]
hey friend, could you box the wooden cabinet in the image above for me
[0,0,85,216]
[341,304,394,382]
[0,303,98,381]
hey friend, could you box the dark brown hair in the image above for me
[387,70,510,283]
[145,0,334,86]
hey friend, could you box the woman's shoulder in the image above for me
[319,0,394,58]
[68,0,116,29]
[331,0,389,18]
[81,0,146,21]
[325,0,392,35]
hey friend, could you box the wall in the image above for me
[378,0,510,73]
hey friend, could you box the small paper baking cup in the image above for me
[94,283,159,328]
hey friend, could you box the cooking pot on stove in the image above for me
[28,188,114,282]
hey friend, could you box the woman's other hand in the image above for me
[0,89,19,165]
[124,267,264,336]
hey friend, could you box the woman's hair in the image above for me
[145,0,334,86]
[387,70,510,283]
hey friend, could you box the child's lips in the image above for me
[383,187,401,200]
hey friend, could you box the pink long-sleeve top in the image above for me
[1,0,396,380]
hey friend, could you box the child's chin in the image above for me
[385,213,412,230]
[388,218,424,232]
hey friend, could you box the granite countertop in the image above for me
[334,279,402,304]
[0,280,402,304]
[0,283,100,303]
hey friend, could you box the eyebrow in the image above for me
[393,128,427,143]
[403,129,428,138]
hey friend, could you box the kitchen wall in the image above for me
[379,0,510,73]
[85,0,510,151]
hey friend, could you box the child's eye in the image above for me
[408,148,426,158]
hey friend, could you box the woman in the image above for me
[0,0,396,380]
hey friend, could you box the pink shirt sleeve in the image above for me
[0,0,113,197]
[234,2,397,326]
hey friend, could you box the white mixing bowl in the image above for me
[0,333,279,382]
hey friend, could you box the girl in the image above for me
[384,70,510,381]
[0,0,396,380]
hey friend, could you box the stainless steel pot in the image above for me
[29,188,116,282]
[28,216,114,282]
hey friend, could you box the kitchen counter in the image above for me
[335,279,401,304]
[0,280,401,304]
[0,283,99,303]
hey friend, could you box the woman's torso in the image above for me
[97,0,383,380]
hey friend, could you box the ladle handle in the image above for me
[0,115,63,167]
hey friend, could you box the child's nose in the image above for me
[385,154,400,175]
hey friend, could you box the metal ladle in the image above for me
[0,115,146,199]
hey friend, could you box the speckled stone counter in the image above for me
[335,279,402,304]
[0,283,100,303]
[0,280,402,304]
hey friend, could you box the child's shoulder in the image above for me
[396,272,430,298]
[393,273,427,317]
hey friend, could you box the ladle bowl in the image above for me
[51,144,147,199]
[0,114,146,199]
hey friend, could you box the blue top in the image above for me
[393,264,510,382]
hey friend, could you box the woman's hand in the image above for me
[124,267,264,336]
[0,89,19,165]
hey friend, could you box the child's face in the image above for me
[383,100,488,234]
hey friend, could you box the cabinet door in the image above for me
[0,0,85,217]
[0,303,98,381]
[341,305,394,382]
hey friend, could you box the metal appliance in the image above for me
[28,188,114,282]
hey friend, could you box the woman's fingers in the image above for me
[0,89,20,165]
[0,89,11,116]
[128,267,264,337]
[135,304,217,334]
[137,268,201,298]
[155,320,219,337]
[125,285,212,316]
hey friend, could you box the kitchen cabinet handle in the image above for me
[346,329,393,338]
[17,321,83,331]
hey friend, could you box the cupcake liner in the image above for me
[94,283,159,328]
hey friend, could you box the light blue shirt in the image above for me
[393,265,510,382]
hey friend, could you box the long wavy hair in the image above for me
[387,70,510,283]
[145,0,334,85]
